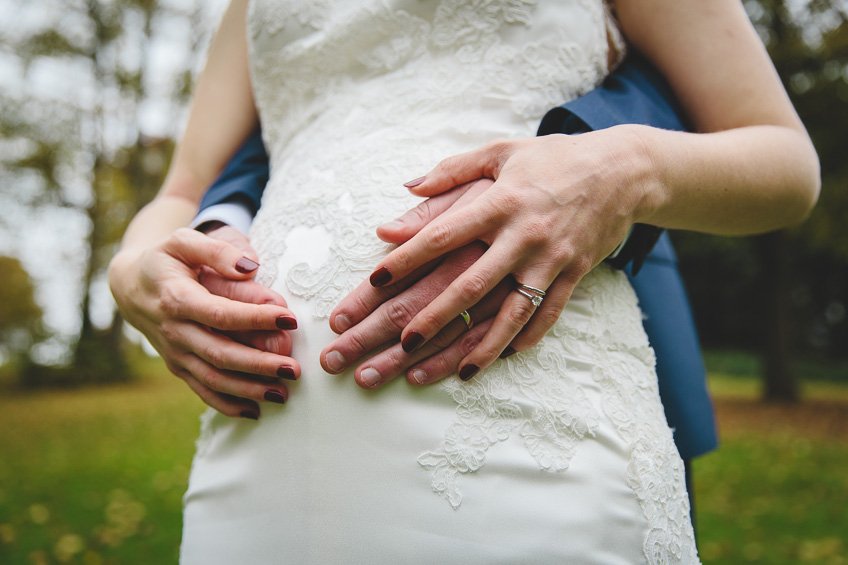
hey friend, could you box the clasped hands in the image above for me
[113,130,649,418]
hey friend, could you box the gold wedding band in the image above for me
[459,310,473,330]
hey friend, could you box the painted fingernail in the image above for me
[360,367,381,388]
[264,390,286,404]
[370,266,392,287]
[334,314,352,333]
[403,176,426,188]
[326,350,346,373]
[276,316,298,330]
[401,331,425,353]
[236,257,259,273]
[277,365,297,380]
[459,364,479,381]
[411,369,427,385]
[240,410,259,420]
[499,347,516,359]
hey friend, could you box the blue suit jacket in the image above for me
[200,53,718,460]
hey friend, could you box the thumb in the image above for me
[205,224,259,262]
[164,228,260,280]
[403,139,511,197]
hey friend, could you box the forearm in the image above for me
[625,123,819,235]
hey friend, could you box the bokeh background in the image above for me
[1,0,846,563]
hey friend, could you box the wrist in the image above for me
[611,124,667,226]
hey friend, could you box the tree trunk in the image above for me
[756,231,799,402]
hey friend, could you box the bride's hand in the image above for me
[109,227,302,418]
[366,132,651,380]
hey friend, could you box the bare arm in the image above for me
[109,0,300,418]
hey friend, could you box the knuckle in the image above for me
[344,329,371,357]
[159,322,182,345]
[385,299,416,329]
[210,305,228,329]
[456,272,489,304]
[430,328,458,349]
[427,221,454,252]
[205,346,226,369]
[509,299,536,328]
[457,331,483,357]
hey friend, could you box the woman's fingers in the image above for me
[199,267,288,307]
[161,227,260,279]
[164,276,296,332]
[368,193,497,289]
[404,139,514,198]
[182,323,301,381]
[349,279,510,388]
[323,244,486,374]
[397,240,518,353]
[377,178,494,244]
[406,320,494,386]
[453,271,555,379]
[179,370,262,420]
[178,353,290,410]
[506,271,579,354]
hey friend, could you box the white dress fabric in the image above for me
[180,1,700,563]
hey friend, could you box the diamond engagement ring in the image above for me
[514,282,546,307]
[459,310,473,330]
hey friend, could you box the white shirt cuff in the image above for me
[191,202,254,235]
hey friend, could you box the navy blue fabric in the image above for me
[198,126,268,216]
[545,52,717,459]
[200,52,717,460]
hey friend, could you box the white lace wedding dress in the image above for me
[180,1,700,563]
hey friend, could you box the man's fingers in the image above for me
[162,227,259,279]
[403,140,513,197]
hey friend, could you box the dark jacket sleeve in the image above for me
[198,126,269,216]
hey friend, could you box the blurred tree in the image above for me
[676,0,848,401]
[0,0,207,386]
[0,256,45,363]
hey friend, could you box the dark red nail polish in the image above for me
[403,176,426,188]
[240,410,259,420]
[277,365,296,380]
[401,331,425,353]
[264,390,286,404]
[370,266,392,287]
[500,347,516,359]
[459,364,479,381]
[236,257,259,273]
[276,316,297,330]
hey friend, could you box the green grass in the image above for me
[0,356,846,564]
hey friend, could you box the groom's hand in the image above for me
[321,180,515,388]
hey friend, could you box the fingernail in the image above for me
[326,350,346,373]
[403,176,426,188]
[277,365,296,380]
[236,257,259,273]
[276,316,297,330]
[370,266,392,287]
[411,369,427,385]
[264,390,286,404]
[499,347,516,359]
[401,331,425,353]
[459,364,479,381]
[334,314,352,333]
[360,367,381,388]
[240,410,259,420]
